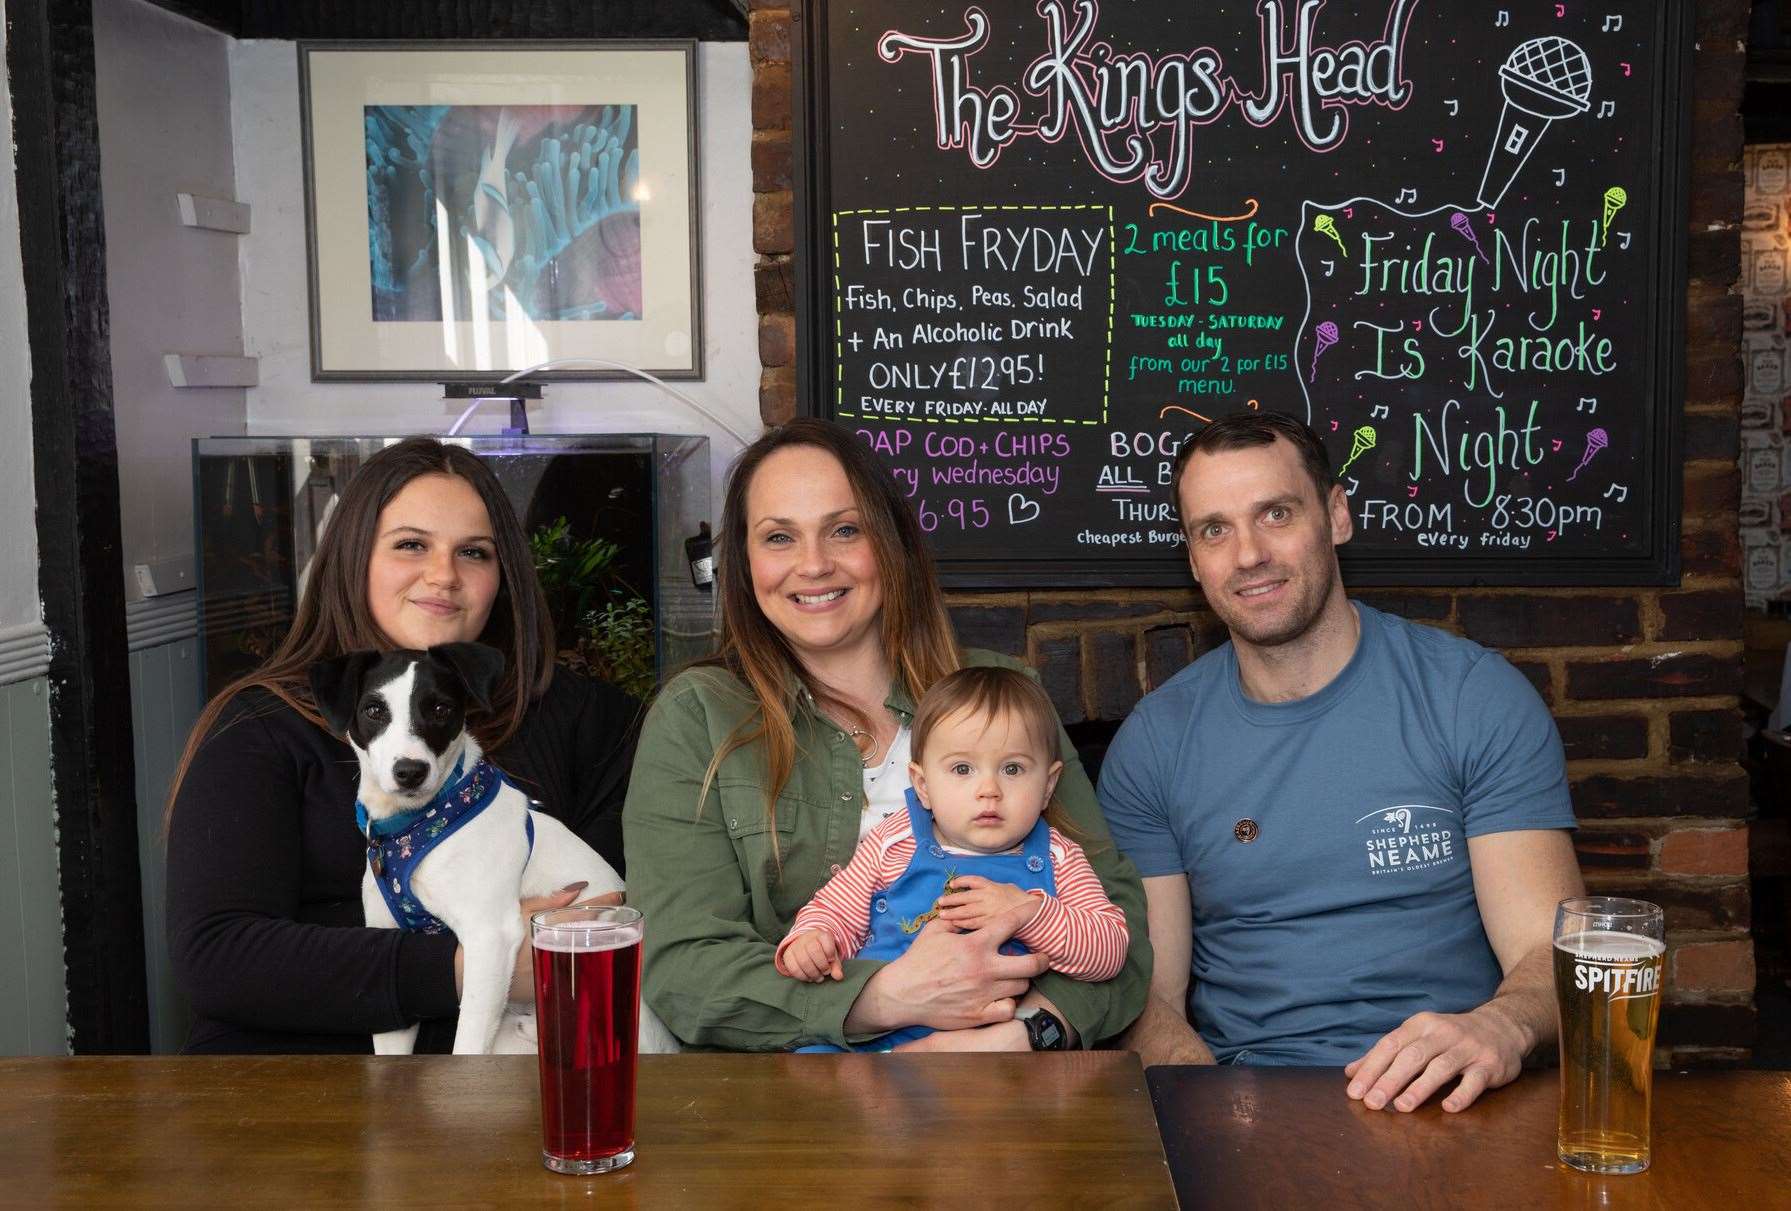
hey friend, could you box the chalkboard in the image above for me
[795,0,1690,586]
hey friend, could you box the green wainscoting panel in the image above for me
[130,637,201,1054]
[0,675,66,1055]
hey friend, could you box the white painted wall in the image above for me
[229,39,762,506]
[0,18,40,633]
[94,0,248,604]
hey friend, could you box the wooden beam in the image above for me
[7,0,150,1051]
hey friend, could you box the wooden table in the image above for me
[1149,1065,1791,1209]
[0,1052,1176,1208]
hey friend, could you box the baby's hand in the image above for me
[935,875,1041,933]
[776,929,845,983]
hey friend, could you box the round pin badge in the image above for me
[1233,819,1259,843]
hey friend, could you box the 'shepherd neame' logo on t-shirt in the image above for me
[1355,804,1461,874]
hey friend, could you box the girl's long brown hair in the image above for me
[695,419,961,843]
[164,437,555,826]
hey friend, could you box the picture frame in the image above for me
[299,40,701,381]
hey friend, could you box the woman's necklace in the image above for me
[846,726,878,769]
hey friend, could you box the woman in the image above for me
[165,437,638,1053]
[624,420,1150,1050]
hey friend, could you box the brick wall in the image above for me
[751,1,1752,1060]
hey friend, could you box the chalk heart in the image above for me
[1007,493,1042,525]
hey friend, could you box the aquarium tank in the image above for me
[192,435,713,699]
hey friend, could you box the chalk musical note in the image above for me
[1407,485,1419,498]
[1432,139,1445,153]
[1007,493,1041,525]
[1330,420,1340,430]
[1395,187,1418,204]
[1487,211,1496,224]
[1577,396,1598,414]
[1412,320,1424,333]
[1602,13,1622,31]
[1591,308,1602,321]
[1603,483,1627,502]
[1620,62,1631,77]
[1617,231,1632,250]
[1344,207,1354,219]
[1597,100,1616,119]
[1551,439,1564,452]
[1321,259,1336,277]
[1346,477,1360,496]
[1370,403,1390,419]
[1547,530,1558,542]
[1495,10,1510,26]
[1554,3,1564,17]
[1553,168,1567,187]
[1446,99,1460,116]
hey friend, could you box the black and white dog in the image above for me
[310,643,676,1056]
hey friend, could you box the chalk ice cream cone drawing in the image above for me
[1449,211,1488,263]
[1310,321,1339,381]
[1476,36,1593,209]
[1314,214,1348,256]
[1601,186,1627,246]
[1339,424,1377,474]
[1567,427,1608,481]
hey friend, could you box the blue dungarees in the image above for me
[800,787,1056,1053]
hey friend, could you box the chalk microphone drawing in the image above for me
[1477,36,1594,208]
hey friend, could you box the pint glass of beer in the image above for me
[531,905,644,1175]
[1553,897,1664,1175]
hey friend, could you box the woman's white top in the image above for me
[859,724,913,842]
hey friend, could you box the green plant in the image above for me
[530,517,656,698]
[586,595,656,700]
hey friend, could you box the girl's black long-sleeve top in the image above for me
[165,667,637,1054]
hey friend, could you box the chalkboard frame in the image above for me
[794,1,1692,589]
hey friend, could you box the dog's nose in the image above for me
[392,759,430,790]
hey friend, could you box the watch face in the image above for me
[1028,1010,1066,1051]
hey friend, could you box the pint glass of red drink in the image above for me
[530,905,644,1174]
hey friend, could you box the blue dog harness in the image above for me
[799,787,1057,1053]
[355,756,533,935]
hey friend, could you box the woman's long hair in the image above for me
[696,419,960,842]
[164,437,555,824]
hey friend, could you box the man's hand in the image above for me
[1344,1001,1531,1113]
[776,930,845,983]
[935,875,1040,932]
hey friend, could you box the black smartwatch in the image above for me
[1017,1006,1068,1051]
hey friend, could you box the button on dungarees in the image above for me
[801,787,1056,1053]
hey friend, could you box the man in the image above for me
[1101,410,1583,1113]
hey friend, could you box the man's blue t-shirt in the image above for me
[1098,603,1576,1066]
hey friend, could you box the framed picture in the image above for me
[299,40,701,381]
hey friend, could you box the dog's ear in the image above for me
[309,650,379,738]
[430,642,506,713]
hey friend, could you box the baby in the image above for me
[774,666,1128,1051]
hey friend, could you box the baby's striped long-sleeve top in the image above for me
[774,813,1129,981]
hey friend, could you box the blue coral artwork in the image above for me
[363,103,643,324]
